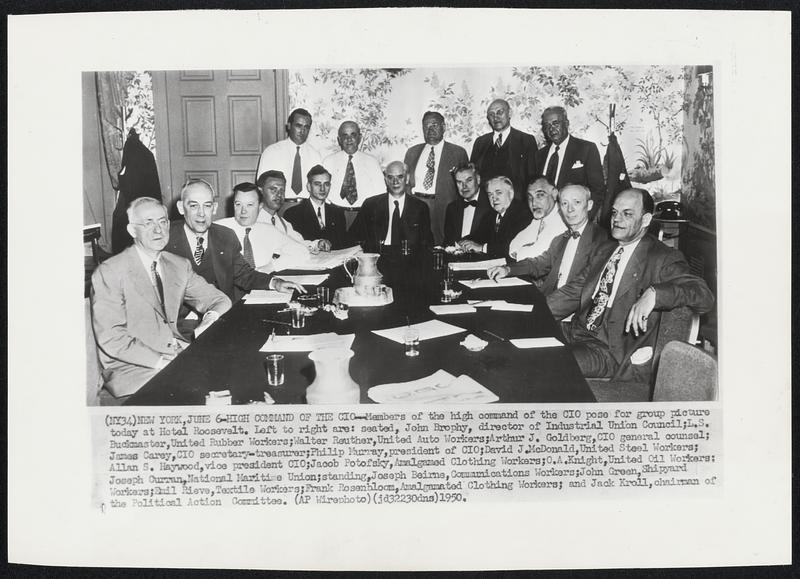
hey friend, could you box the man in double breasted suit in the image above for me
[547,188,714,383]
[443,162,492,246]
[284,165,351,250]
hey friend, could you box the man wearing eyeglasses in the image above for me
[404,111,469,245]
[91,197,231,403]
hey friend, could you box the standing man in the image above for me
[470,99,538,201]
[256,108,322,203]
[489,184,609,296]
[457,176,532,259]
[350,161,433,254]
[166,179,304,304]
[284,165,351,250]
[443,162,492,246]
[547,188,714,383]
[507,176,568,261]
[216,182,309,271]
[404,111,469,245]
[535,106,605,219]
[92,197,231,401]
[323,121,385,229]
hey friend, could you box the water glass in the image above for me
[316,286,330,305]
[400,239,411,256]
[441,280,453,303]
[404,327,420,357]
[291,307,306,329]
[433,250,445,270]
[265,354,285,386]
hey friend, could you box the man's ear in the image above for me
[212,201,219,216]
[641,213,653,230]
[177,202,186,216]
[127,223,137,239]
[587,199,594,213]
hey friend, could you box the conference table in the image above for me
[127,248,594,405]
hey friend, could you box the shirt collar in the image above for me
[183,224,206,246]
[309,197,326,210]
[551,133,570,151]
[134,244,160,272]
[493,126,511,144]
[389,193,406,213]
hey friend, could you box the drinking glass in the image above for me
[265,354,285,386]
[404,327,420,357]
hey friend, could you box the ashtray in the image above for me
[460,334,488,352]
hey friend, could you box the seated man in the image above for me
[284,165,351,250]
[488,184,608,296]
[91,197,231,401]
[256,170,324,254]
[457,175,532,259]
[216,182,309,272]
[507,176,568,261]
[547,188,714,383]
[166,179,304,303]
[443,162,492,246]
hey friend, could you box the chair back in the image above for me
[85,297,103,405]
[652,340,718,401]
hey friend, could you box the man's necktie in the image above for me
[271,215,276,226]
[462,199,478,208]
[340,155,358,205]
[391,200,401,246]
[317,206,325,229]
[546,144,560,184]
[585,246,624,331]
[567,230,581,239]
[242,227,255,267]
[291,146,302,195]
[494,213,501,233]
[423,146,435,190]
[151,261,165,315]
[193,236,204,266]
[495,133,503,148]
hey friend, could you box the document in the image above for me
[242,290,294,304]
[448,258,506,271]
[275,274,329,286]
[259,332,355,352]
[510,337,565,348]
[279,246,362,271]
[429,304,477,315]
[459,277,530,289]
[367,369,499,404]
[491,302,534,312]
[372,319,467,343]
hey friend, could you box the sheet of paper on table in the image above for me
[448,258,506,271]
[259,332,355,352]
[510,337,565,348]
[372,319,467,344]
[429,304,477,315]
[459,277,531,289]
[243,290,294,304]
[468,299,533,311]
[277,246,362,271]
[368,369,499,404]
[275,274,329,286]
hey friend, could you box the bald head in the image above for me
[383,161,408,198]
[337,121,361,155]
[487,99,511,132]
[178,179,217,234]
[611,188,654,245]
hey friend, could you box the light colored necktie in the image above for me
[317,206,325,229]
[340,155,357,204]
[585,246,624,331]
[423,146,435,190]
[193,236,204,265]
[495,133,503,148]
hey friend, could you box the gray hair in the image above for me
[127,196,168,221]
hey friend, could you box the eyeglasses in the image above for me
[131,218,169,231]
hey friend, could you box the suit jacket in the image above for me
[509,221,608,295]
[465,199,532,259]
[349,193,433,253]
[283,198,350,249]
[404,141,469,245]
[470,127,538,200]
[547,234,714,382]
[166,222,272,302]
[91,246,231,397]
[443,191,493,246]
[535,135,605,218]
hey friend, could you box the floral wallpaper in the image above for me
[681,66,716,231]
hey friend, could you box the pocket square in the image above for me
[571,160,584,169]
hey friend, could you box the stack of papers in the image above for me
[510,337,564,348]
[459,277,530,289]
[276,274,329,285]
[243,290,293,304]
[429,304,477,315]
[278,246,362,271]
[372,319,467,343]
[368,370,498,404]
[448,258,506,271]
[468,299,533,312]
[260,333,355,352]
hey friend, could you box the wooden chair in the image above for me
[652,341,718,401]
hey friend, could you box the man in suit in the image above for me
[91,197,231,401]
[488,184,608,297]
[458,176,532,259]
[404,111,469,245]
[284,165,351,250]
[470,99,538,201]
[535,106,605,219]
[349,161,433,254]
[216,182,309,271]
[547,188,714,383]
[507,176,568,261]
[166,179,304,304]
[443,162,492,246]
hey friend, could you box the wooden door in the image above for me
[153,69,289,217]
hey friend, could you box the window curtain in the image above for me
[95,71,126,194]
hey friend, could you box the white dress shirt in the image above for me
[323,150,385,208]
[412,140,444,195]
[593,237,644,309]
[460,194,479,238]
[542,134,571,185]
[215,217,309,271]
[383,194,407,245]
[493,126,511,147]
[508,205,568,261]
[556,220,588,289]
[256,138,322,199]
[308,198,326,228]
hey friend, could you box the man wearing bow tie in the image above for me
[507,176,568,261]
[535,106,605,219]
[489,184,609,297]
[442,163,492,246]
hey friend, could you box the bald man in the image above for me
[469,98,538,201]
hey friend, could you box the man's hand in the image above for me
[625,286,656,337]
[274,278,307,294]
[155,352,176,370]
[315,239,332,252]
[458,240,483,253]
[487,265,510,281]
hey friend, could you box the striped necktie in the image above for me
[151,261,165,315]
[193,236,204,265]
[242,227,255,267]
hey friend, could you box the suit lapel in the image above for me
[377,194,390,240]
[567,223,593,279]
[207,226,230,292]
[306,199,323,236]
[435,143,451,191]
[159,253,184,324]
[126,247,166,321]
[615,236,652,302]
[550,233,569,275]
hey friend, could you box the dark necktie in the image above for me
[340,154,357,204]
[568,230,581,239]
[291,145,302,195]
[585,246,624,331]
[462,199,478,208]
[391,200,401,246]
[151,261,166,315]
[242,227,255,267]
[193,236,204,266]
[423,146,435,190]
[494,213,501,233]
[271,215,277,227]
[546,144,560,184]
[317,206,325,229]
[495,133,503,148]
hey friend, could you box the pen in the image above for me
[483,330,507,342]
